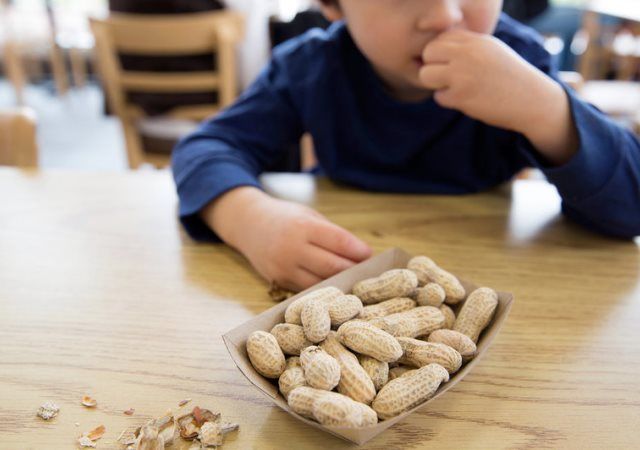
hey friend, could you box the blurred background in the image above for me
[1,0,639,172]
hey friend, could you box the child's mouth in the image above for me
[413,56,424,67]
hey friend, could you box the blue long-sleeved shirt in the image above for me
[172,14,640,240]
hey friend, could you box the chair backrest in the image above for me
[0,108,38,167]
[90,11,244,167]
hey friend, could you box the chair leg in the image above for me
[617,55,636,81]
[49,40,69,96]
[578,11,602,81]
[4,42,27,105]
[69,48,87,88]
[24,55,44,81]
[121,121,145,169]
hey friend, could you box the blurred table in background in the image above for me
[587,0,640,22]
[575,1,640,131]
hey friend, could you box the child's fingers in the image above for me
[307,219,372,262]
[422,40,456,64]
[419,64,451,90]
[292,266,323,291]
[436,28,474,43]
[277,266,323,292]
[300,244,356,279]
[433,88,457,109]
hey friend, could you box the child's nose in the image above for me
[416,0,463,33]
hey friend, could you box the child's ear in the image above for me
[317,1,344,22]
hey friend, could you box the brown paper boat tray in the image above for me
[223,247,514,445]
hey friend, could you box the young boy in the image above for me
[172,0,640,291]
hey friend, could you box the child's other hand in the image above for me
[206,187,372,292]
[419,29,558,134]
[239,196,372,291]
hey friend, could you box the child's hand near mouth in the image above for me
[419,29,578,166]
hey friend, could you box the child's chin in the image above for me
[406,75,432,94]
[393,80,434,102]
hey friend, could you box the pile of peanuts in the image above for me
[245,256,499,427]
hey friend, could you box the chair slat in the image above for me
[104,11,243,55]
[121,72,220,92]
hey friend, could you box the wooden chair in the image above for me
[0,108,38,167]
[0,0,70,103]
[90,11,244,169]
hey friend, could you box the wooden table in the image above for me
[1,168,638,449]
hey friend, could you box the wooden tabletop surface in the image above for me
[0,168,638,449]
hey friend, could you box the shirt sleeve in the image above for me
[171,50,304,242]
[511,30,640,239]
[518,87,640,239]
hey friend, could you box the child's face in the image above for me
[323,0,504,101]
